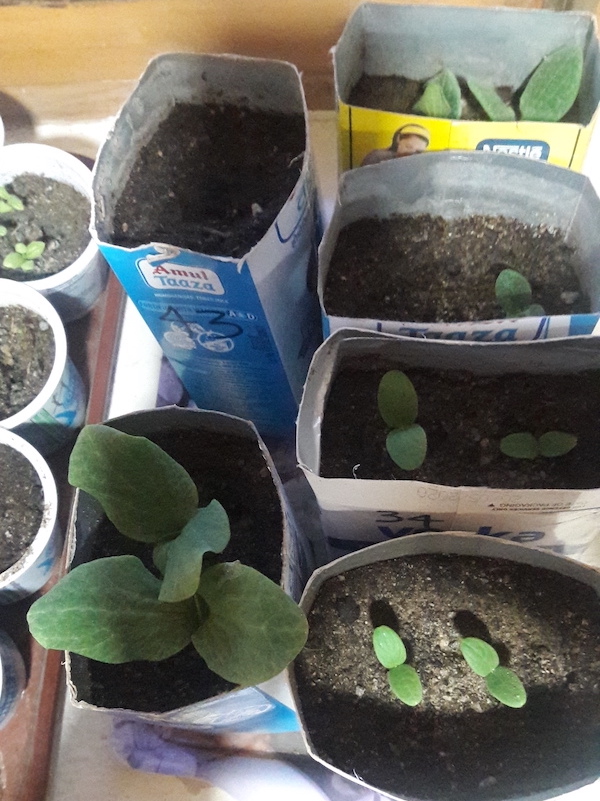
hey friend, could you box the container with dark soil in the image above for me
[93,53,321,438]
[66,407,308,724]
[319,151,600,341]
[297,330,600,558]
[291,533,600,801]
[334,5,600,171]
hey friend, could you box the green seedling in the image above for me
[460,637,527,708]
[0,226,6,237]
[520,44,583,123]
[373,625,422,706]
[413,68,461,119]
[411,45,583,123]
[3,241,45,272]
[495,269,545,318]
[377,370,427,470]
[27,424,308,687]
[0,185,24,214]
[500,431,577,460]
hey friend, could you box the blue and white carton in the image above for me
[297,329,600,563]
[319,151,600,342]
[92,53,321,438]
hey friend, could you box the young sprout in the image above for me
[373,625,423,706]
[0,226,6,237]
[3,241,46,272]
[460,636,527,708]
[495,269,545,318]
[500,431,577,460]
[0,186,24,214]
[377,370,427,470]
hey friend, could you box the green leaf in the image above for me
[2,251,24,270]
[538,431,577,458]
[373,625,407,669]
[524,303,546,317]
[485,666,527,708]
[413,81,452,119]
[500,432,540,460]
[520,45,584,122]
[19,260,35,272]
[378,370,418,429]
[0,187,9,200]
[386,424,427,470]
[15,242,27,254]
[27,556,199,662]
[436,69,462,119]
[7,194,23,211]
[0,225,7,236]
[388,664,423,706]
[25,240,45,259]
[0,201,11,214]
[156,500,231,603]
[495,269,532,317]
[192,562,308,686]
[466,79,516,122]
[68,424,199,543]
[460,637,500,677]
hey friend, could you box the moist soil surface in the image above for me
[294,552,600,801]
[320,364,600,489]
[348,73,582,123]
[0,305,55,419]
[324,214,587,323]
[68,426,285,713]
[0,174,90,281]
[0,443,44,574]
[111,102,305,259]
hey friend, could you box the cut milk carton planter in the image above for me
[320,151,600,342]
[334,3,600,172]
[63,407,314,731]
[290,532,600,801]
[92,53,321,439]
[297,329,600,561]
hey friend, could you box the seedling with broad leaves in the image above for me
[495,269,545,318]
[3,240,46,272]
[460,637,527,708]
[500,431,577,460]
[373,625,423,706]
[412,45,583,123]
[27,424,308,687]
[377,370,427,470]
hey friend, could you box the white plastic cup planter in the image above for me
[0,278,86,455]
[0,143,108,323]
[0,630,26,726]
[0,428,62,604]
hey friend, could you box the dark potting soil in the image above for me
[0,443,44,573]
[68,427,285,713]
[0,174,90,281]
[320,365,600,489]
[294,553,600,801]
[0,305,55,418]
[348,73,582,123]
[324,214,587,323]
[110,102,305,259]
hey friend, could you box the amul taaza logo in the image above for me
[476,139,550,161]
[138,258,225,295]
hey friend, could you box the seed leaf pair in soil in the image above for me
[460,637,527,708]
[0,184,46,272]
[27,424,308,687]
[495,268,545,318]
[500,431,578,460]
[413,44,583,122]
[377,370,427,470]
[373,626,526,709]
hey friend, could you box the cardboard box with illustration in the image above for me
[334,3,600,172]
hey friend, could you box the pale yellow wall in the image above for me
[0,0,547,109]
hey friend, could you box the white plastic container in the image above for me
[0,143,108,322]
[0,630,26,725]
[0,428,62,603]
[0,278,86,454]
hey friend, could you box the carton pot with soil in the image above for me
[290,533,600,801]
[320,151,600,342]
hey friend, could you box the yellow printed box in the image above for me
[334,3,600,173]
